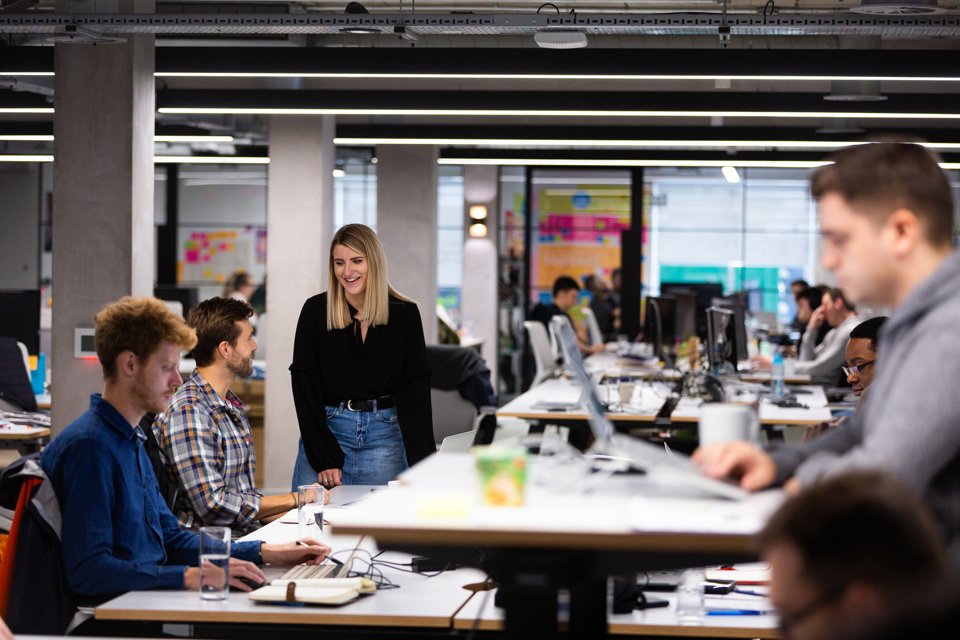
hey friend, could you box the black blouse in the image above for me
[289,293,435,473]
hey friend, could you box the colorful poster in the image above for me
[532,184,631,298]
[178,226,265,285]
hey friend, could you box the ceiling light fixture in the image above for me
[154,135,235,143]
[160,107,960,121]
[333,137,960,152]
[533,31,588,50]
[438,158,832,169]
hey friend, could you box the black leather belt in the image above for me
[344,395,395,412]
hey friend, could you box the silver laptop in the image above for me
[550,316,748,501]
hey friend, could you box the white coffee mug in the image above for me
[698,403,756,446]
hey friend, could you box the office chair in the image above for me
[580,307,605,347]
[523,321,557,387]
[0,337,37,412]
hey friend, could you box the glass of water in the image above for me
[198,526,230,600]
[298,484,324,539]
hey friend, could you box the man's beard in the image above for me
[132,370,167,415]
[227,353,254,378]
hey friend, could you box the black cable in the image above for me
[763,0,776,24]
[537,3,560,14]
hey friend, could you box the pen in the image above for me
[706,609,766,616]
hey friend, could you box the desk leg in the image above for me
[499,581,559,640]
[569,576,607,639]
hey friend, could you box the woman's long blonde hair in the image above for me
[327,224,412,330]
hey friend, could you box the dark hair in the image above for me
[795,285,825,310]
[811,143,954,248]
[759,472,948,614]
[791,279,810,289]
[223,269,253,297]
[849,316,889,352]
[552,275,581,297]
[188,297,253,367]
[824,287,856,312]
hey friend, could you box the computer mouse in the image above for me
[230,576,266,591]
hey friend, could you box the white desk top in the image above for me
[498,378,831,426]
[454,588,779,638]
[332,454,783,554]
[95,503,487,628]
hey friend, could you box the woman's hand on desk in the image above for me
[184,558,267,592]
[750,355,772,372]
[692,442,776,491]
[318,468,342,488]
[261,539,331,567]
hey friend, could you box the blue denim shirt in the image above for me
[41,394,261,598]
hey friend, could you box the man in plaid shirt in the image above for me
[153,297,298,533]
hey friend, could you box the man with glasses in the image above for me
[760,472,954,640]
[804,316,888,441]
[695,143,960,561]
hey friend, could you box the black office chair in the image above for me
[0,337,37,413]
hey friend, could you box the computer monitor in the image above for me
[672,292,697,343]
[705,306,736,374]
[711,295,749,365]
[641,296,667,359]
[154,286,199,319]
[660,282,724,339]
[0,290,41,355]
[550,314,748,501]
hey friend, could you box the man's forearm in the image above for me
[256,492,297,520]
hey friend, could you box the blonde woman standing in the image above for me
[290,224,435,488]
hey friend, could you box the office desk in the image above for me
[332,454,782,640]
[0,424,50,454]
[454,588,779,639]
[95,504,487,636]
[586,353,812,386]
[498,378,832,427]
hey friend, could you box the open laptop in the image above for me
[549,316,748,501]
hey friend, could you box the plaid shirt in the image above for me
[152,370,261,532]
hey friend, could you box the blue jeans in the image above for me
[292,402,409,490]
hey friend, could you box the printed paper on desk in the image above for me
[629,496,775,535]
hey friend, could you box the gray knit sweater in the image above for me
[770,250,960,552]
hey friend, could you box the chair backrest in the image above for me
[523,320,556,387]
[580,306,605,346]
[429,388,478,447]
[0,337,37,412]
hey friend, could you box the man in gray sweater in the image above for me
[694,142,960,558]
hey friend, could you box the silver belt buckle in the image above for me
[347,399,357,411]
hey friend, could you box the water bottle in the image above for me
[772,350,785,399]
[675,568,705,625]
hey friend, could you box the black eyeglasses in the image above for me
[841,360,876,377]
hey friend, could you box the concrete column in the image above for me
[375,145,439,345]
[0,165,41,290]
[264,115,335,489]
[461,165,499,383]
[51,35,155,434]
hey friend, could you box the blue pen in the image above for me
[706,609,766,616]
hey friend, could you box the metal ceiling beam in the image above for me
[1,12,960,35]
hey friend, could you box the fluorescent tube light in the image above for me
[161,107,960,120]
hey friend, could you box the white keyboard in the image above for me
[280,563,339,580]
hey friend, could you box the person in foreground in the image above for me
[41,297,329,602]
[291,224,435,489]
[694,142,960,558]
[760,472,956,640]
[154,297,319,535]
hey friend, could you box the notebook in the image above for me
[247,577,376,606]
